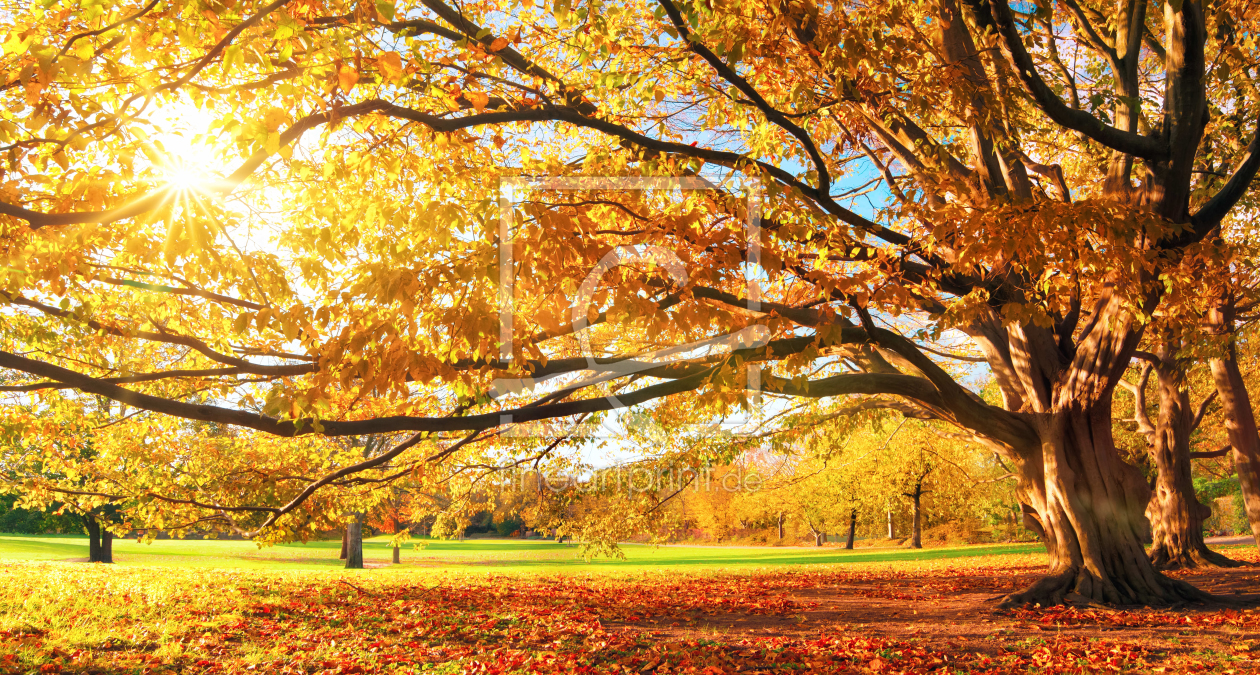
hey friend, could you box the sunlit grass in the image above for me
[0,534,1045,573]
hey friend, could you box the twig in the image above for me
[338,579,376,596]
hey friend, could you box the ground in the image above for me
[1,535,1259,673]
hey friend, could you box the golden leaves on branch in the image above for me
[928,200,1180,327]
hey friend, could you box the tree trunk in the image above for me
[845,509,856,549]
[909,489,923,549]
[886,509,893,539]
[776,512,785,540]
[85,514,101,563]
[1004,405,1209,607]
[100,528,113,564]
[392,545,400,564]
[344,517,363,570]
[814,530,824,547]
[1145,345,1238,569]
[1207,306,1260,551]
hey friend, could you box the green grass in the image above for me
[0,533,1044,573]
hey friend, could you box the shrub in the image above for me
[493,516,523,537]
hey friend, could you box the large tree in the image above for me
[0,0,1258,606]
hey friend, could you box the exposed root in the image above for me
[1149,543,1244,571]
[996,567,1218,609]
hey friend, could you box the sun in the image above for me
[161,156,211,192]
[149,102,225,196]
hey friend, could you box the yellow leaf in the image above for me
[338,65,360,92]
[489,37,509,52]
[468,91,489,112]
[262,107,287,132]
[377,52,403,81]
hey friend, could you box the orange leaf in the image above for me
[377,52,403,81]
[337,65,359,92]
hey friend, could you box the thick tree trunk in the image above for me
[345,517,364,570]
[1004,405,1209,607]
[392,545,401,564]
[845,509,856,549]
[100,528,113,564]
[886,509,893,539]
[1145,346,1238,569]
[85,514,101,563]
[776,512,785,540]
[1206,317,1260,551]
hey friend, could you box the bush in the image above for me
[493,516,523,537]
[0,495,83,534]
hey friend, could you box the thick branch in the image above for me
[984,0,1167,161]
[1189,445,1232,459]
[1190,114,1260,232]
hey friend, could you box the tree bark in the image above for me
[1003,404,1210,607]
[100,527,113,564]
[776,511,785,540]
[1143,344,1238,569]
[845,509,856,549]
[886,509,893,539]
[908,487,923,549]
[85,513,101,563]
[903,471,928,549]
[345,516,364,570]
[1207,306,1260,551]
[392,545,400,564]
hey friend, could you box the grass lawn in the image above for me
[0,533,1045,573]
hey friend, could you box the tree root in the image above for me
[1149,543,1244,571]
[996,566,1219,610]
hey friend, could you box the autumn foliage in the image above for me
[5,551,1260,674]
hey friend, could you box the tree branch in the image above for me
[1190,445,1232,459]
[1191,390,1217,432]
[1190,113,1260,231]
[983,0,1167,161]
